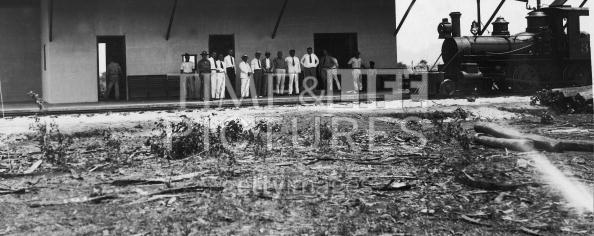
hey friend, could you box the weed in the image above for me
[531,89,593,114]
[427,109,472,151]
[103,129,122,162]
[223,119,245,143]
[29,117,73,165]
[146,119,235,161]
[318,121,333,152]
[540,111,555,125]
[247,126,269,160]
[145,119,206,160]
[209,125,235,164]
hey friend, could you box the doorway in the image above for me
[209,35,235,57]
[97,36,126,101]
[314,33,358,68]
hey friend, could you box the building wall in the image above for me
[41,0,396,104]
[0,0,41,102]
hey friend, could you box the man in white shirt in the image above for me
[209,51,218,99]
[285,49,301,95]
[251,52,264,98]
[214,54,227,99]
[347,51,365,93]
[301,47,319,91]
[224,49,237,97]
[239,55,252,98]
[262,52,273,97]
[180,53,196,100]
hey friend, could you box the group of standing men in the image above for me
[180,47,369,101]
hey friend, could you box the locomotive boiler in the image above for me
[436,4,592,96]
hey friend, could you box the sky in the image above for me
[395,0,593,65]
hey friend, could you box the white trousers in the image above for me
[275,69,286,94]
[352,69,362,91]
[241,77,251,98]
[211,72,218,99]
[214,73,226,99]
[288,72,299,95]
[326,69,340,91]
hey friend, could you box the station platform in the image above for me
[1,92,403,117]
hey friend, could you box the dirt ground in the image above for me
[0,98,593,236]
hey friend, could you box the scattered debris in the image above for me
[460,214,491,227]
[110,171,207,186]
[29,195,118,208]
[0,187,37,196]
[372,180,414,191]
[456,171,534,191]
[519,226,542,236]
[149,185,224,196]
[23,160,43,174]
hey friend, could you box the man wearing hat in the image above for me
[180,53,196,101]
[239,54,252,98]
[197,51,211,101]
[251,51,263,97]
[262,52,273,97]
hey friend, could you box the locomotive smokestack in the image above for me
[450,12,462,37]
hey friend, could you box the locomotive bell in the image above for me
[492,17,510,36]
[438,18,453,39]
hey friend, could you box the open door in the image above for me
[314,33,358,68]
[209,35,235,57]
[97,36,126,101]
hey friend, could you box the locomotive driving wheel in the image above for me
[563,64,592,87]
[509,64,541,92]
[439,79,456,97]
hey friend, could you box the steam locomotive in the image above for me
[436,5,592,95]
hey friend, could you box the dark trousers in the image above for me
[200,72,211,101]
[194,75,203,100]
[319,68,327,91]
[303,67,317,91]
[264,72,273,97]
[226,68,237,98]
[253,69,264,97]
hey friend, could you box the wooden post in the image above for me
[480,0,506,35]
[477,0,482,32]
[49,0,54,42]
[393,0,416,36]
[0,78,4,118]
[165,0,179,40]
[271,0,289,39]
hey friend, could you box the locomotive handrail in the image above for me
[441,50,463,71]
[485,44,534,55]
[430,54,443,71]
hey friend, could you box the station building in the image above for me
[0,0,397,104]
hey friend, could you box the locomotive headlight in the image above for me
[438,18,453,39]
